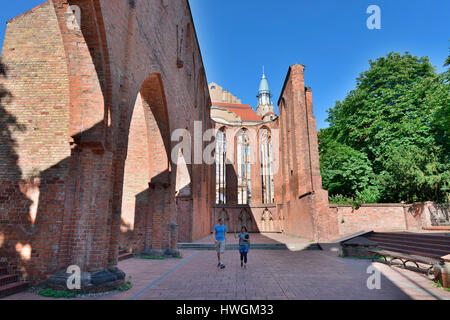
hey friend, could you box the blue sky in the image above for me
[189,0,450,129]
[1,1,449,129]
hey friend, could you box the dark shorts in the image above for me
[239,244,249,253]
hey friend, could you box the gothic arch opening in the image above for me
[259,127,274,204]
[216,127,227,204]
[239,208,253,233]
[236,128,251,205]
[119,73,172,255]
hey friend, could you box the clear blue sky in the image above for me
[1,1,449,129]
[189,0,450,129]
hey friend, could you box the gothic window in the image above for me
[237,129,251,205]
[260,128,274,204]
[215,128,227,204]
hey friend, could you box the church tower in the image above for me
[256,67,275,118]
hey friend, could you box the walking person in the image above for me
[214,217,227,269]
[235,226,250,268]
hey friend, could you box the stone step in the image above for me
[367,236,450,251]
[0,274,19,286]
[369,236,450,248]
[177,243,321,251]
[0,267,7,276]
[372,232,450,242]
[369,233,450,245]
[0,281,29,299]
[373,243,447,260]
[118,252,133,261]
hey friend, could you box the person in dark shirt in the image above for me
[235,225,250,268]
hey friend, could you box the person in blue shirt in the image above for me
[214,217,227,269]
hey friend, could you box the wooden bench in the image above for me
[370,248,441,276]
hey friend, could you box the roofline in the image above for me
[277,63,306,106]
[7,0,49,24]
[186,0,210,94]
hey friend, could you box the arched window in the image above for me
[237,129,251,205]
[216,128,227,204]
[260,128,274,204]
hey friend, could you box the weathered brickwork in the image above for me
[277,65,338,242]
[2,0,426,289]
[332,203,443,236]
[0,0,213,287]
[211,65,339,242]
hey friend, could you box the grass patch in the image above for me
[430,280,450,292]
[140,253,184,259]
[140,255,166,260]
[38,288,78,299]
[116,276,133,292]
[339,254,383,260]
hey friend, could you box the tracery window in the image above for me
[237,129,251,205]
[215,128,227,204]
[260,128,274,204]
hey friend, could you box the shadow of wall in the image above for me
[0,0,215,284]
[0,59,34,278]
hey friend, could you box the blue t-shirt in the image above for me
[214,225,227,241]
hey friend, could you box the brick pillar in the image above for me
[47,146,125,292]
[144,180,172,257]
[166,222,181,257]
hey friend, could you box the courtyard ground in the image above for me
[4,233,450,300]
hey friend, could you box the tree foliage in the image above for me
[319,52,450,203]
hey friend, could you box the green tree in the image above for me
[319,133,380,203]
[320,52,450,203]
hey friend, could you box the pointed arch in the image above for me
[239,208,253,232]
[216,127,227,204]
[116,72,172,255]
[236,128,251,205]
[259,126,274,204]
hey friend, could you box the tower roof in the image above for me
[258,72,270,94]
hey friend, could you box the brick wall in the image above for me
[331,204,424,236]
[0,0,214,284]
[0,1,70,282]
[277,65,338,242]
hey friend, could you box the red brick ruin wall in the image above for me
[278,65,338,242]
[2,0,432,286]
[332,203,440,236]
[0,1,72,283]
[0,0,213,283]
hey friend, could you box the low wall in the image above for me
[330,202,448,237]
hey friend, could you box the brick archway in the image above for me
[114,73,175,258]
[0,0,215,291]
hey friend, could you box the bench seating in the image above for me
[370,248,441,276]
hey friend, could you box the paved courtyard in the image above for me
[4,245,450,300]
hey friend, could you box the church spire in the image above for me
[256,67,274,118]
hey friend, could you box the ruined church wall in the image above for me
[0,1,71,281]
[332,202,449,237]
[0,0,214,284]
[277,64,338,242]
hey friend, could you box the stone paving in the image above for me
[5,247,450,300]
